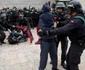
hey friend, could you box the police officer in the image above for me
[0,24,6,45]
[9,7,19,26]
[39,4,58,70]
[52,2,68,69]
[38,1,85,70]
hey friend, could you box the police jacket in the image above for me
[49,14,85,42]
[53,12,68,27]
[53,12,68,38]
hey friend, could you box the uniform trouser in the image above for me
[0,31,6,43]
[56,37,68,63]
[39,39,57,70]
[66,42,85,70]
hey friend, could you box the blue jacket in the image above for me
[39,5,55,40]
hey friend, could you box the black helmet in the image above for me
[55,2,65,10]
[67,1,83,14]
[23,7,27,11]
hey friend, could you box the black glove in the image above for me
[3,28,6,31]
[38,29,49,37]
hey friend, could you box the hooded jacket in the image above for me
[39,5,55,40]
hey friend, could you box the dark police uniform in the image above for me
[66,15,85,70]
[53,11,68,65]
[52,2,69,68]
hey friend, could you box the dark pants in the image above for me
[66,42,85,70]
[39,39,57,70]
[0,31,6,43]
[56,37,68,63]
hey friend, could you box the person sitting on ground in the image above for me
[8,28,27,44]
[13,25,33,44]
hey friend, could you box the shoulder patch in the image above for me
[70,20,74,23]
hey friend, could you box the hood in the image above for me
[42,5,51,12]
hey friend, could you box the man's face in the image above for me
[67,8,77,17]
[67,7,76,17]
[56,8,63,13]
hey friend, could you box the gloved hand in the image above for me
[3,28,6,31]
[38,29,49,37]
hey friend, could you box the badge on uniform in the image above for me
[70,20,74,23]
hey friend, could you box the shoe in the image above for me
[35,39,41,44]
[2,42,6,44]
[35,42,40,44]
[52,68,59,70]
[0,42,2,45]
[39,67,44,70]
[50,61,52,64]
[61,62,67,69]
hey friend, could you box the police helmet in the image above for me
[23,7,27,11]
[55,2,65,10]
[67,1,83,14]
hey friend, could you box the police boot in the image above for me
[52,67,59,70]
[0,42,2,45]
[50,61,52,64]
[2,42,6,44]
[35,39,41,44]
[61,62,66,69]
